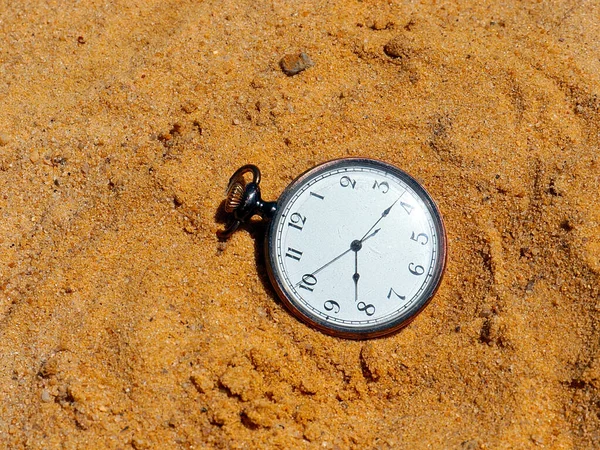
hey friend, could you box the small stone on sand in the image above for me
[181,101,197,114]
[0,133,10,146]
[383,35,413,59]
[41,389,52,403]
[279,52,314,76]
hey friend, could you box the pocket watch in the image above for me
[218,158,447,339]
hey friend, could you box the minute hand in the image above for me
[359,196,402,242]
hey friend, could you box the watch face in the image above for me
[266,158,447,339]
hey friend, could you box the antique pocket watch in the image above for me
[218,158,447,339]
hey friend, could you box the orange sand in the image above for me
[1,1,600,448]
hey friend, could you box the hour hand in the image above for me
[352,247,359,303]
[362,227,381,243]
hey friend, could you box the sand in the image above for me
[1,0,600,448]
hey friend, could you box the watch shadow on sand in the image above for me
[214,199,284,310]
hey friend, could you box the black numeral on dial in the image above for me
[410,232,429,245]
[324,300,340,314]
[299,274,317,291]
[400,201,414,215]
[288,212,306,230]
[357,302,375,316]
[285,247,303,261]
[340,176,356,189]
[372,180,389,193]
[387,288,406,300]
[408,263,425,276]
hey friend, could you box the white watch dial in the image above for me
[266,159,446,338]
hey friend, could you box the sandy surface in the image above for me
[1,0,600,448]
